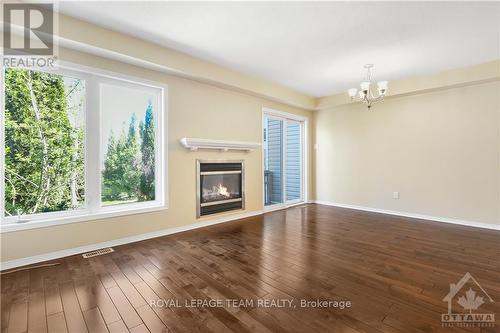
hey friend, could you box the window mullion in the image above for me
[86,76,101,213]
[300,122,304,202]
[155,91,163,206]
[1,69,5,222]
[283,119,287,203]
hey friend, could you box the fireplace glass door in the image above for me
[200,173,242,204]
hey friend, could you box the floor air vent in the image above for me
[82,247,114,258]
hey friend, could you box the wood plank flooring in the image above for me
[1,204,499,332]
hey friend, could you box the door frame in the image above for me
[262,107,308,212]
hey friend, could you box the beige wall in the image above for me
[0,48,314,262]
[315,81,500,225]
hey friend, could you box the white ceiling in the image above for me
[58,1,500,97]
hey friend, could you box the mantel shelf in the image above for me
[180,138,261,152]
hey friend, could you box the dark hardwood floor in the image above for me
[1,204,499,333]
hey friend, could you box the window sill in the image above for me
[0,203,168,233]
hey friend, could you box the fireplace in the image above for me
[197,160,244,217]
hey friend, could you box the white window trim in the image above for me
[1,61,168,233]
[261,107,308,212]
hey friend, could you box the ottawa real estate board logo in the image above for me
[442,272,495,328]
[2,2,58,68]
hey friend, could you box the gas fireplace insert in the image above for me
[196,160,244,217]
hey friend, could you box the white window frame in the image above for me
[0,62,168,233]
[262,107,307,212]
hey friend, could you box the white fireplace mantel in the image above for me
[180,138,261,152]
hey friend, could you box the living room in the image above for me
[1,2,499,332]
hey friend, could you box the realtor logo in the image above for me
[2,2,57,68]
[3,3,54,55]
[442,272,495,328]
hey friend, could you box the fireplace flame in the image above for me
[214,183,230,197]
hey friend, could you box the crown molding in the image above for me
[55,14,316,111]
[12,12,499,112]
[315,59,500,110]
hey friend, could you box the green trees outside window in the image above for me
[101,102,156,205]
[4,68,85,216]
[3,68,158,217]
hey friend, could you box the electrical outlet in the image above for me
[393,192,400,199]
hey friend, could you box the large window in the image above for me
[100,82,160,206]
[1,66,165,229]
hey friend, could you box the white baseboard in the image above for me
[312,200,500,231]
[4,202,498,271]
[0,210,263,271]
[263,201,309,213]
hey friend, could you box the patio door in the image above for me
[263,110,305,209]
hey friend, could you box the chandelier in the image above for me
[347,64,388,110]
